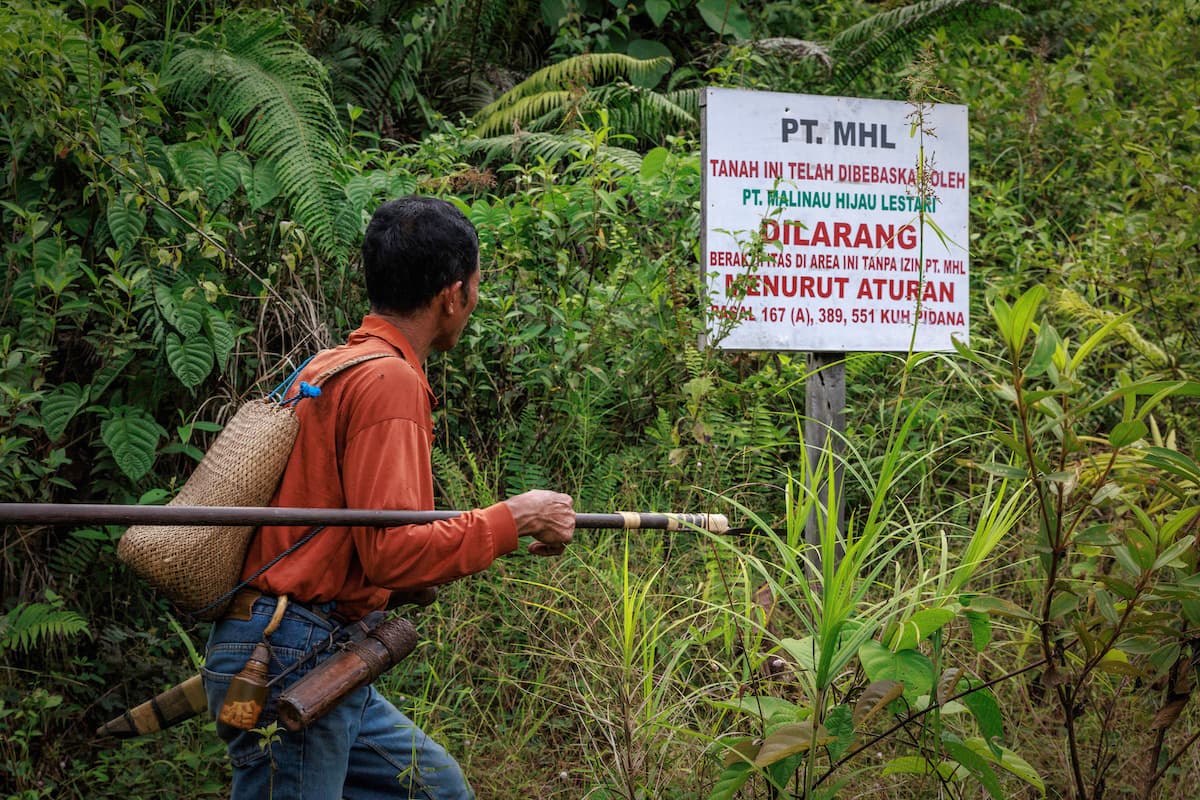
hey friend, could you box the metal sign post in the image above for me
[805,353,845,562]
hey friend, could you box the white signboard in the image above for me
[702,88,969,351]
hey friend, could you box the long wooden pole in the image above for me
[0,503,729,533]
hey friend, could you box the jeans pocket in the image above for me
[203,642,264,743]
[226,729,275,770]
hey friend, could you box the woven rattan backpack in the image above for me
[118,352,396,620]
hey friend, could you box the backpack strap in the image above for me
[277,351,400,407]
[309,351,399,387]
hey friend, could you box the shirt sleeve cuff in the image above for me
[483,501,519,557]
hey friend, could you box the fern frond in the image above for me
[432,445,473,509]
[324,0,473,128]
[502,405,551,494]
[164,13,348,261]
[578,451,623,512]
[0,601,89,654]
[48,529,106,586]
[472,53,673,137]
[665,87,701,120]
[1056,288,1170,368]
[683,345,706,381]
[751,37,833,71]
[592,85,698,143]
[475,90,578,137]
[462,132,642,172]
[830,0,1020,90]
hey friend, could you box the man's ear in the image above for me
[441,280,464,314]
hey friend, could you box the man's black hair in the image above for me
[362,196,479,314]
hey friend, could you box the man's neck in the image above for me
[369,309,436,363]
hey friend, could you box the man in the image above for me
[202,196,575,798]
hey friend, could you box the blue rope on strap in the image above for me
[278,382,320,408]
[267,355,317,405]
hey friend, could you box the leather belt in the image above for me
[226,588,339,625]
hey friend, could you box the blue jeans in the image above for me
[203,595,473,799]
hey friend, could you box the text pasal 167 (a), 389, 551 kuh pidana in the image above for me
[702,87,970,353]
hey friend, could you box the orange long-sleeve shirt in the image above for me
[242,315,518,621]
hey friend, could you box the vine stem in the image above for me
[808,657,1050,793]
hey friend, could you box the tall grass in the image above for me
[384,369,1038,798]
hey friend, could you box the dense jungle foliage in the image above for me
[2,0,1199,797]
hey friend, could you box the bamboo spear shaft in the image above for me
[0,503,729,532]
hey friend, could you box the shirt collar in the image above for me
[347,315,436,406]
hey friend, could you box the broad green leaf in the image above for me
[539,0,566,28]
[1112,544,1144,577]
[1095,648,1143,677]
[41,383,89,441]
[697,0,752,39]
[964,610,992,651]
[645,0,671,25]
[888,607,956,651]
[778,636,819,672]
[100,406,163,481]
[155,281,178,329]
[1048,591,1079,620]
[710,695,810,724]
[824,704,855,761]
[858,641,934,702]
[641,147,670,180]
[205,308,236,373]
[766,753,804,794]
[1093,587,1119,624]
[960,686,1004,751]
[107,198,145,252]
[753,721,834,766]
[942,736,1004,799]
[167,141,216,188]
[208,150,247,207]
[1109,419,1148,448]
[1025,323,1058,377]
[962,738,1046,796]
[706,761,754,800]
[1152,537,1192,571]
[1008,284,1047,356]
[172,286,208,337]
[33,238,81,294]
[166,333,214,388]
